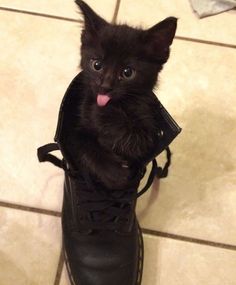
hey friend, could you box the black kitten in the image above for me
[69,0,177,189]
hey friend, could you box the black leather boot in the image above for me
[38,142,160,285]
[37,73,181,285]
[62,165,145,285]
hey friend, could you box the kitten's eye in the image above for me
[90,59,103,72]
[121,67,136,80]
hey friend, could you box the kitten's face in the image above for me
[76,0,177,107]
[80,25,160,105]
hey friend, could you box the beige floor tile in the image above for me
[0,0,117,22]
[0,11,80,210]
[59,234,236,285]
[137,40,236,245]
[143,234,236,285]
[0,207,61,285]
[117,0,236,45]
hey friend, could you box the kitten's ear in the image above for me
[75,0,108,33]
[144,17,177,64]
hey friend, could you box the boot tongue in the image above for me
[97,94,111,107]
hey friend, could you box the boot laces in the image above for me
[37,143,171,230]
[68,161,157,231]
[70,172,142,231]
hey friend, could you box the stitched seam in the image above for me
[64,247,77,285]
[136,225,144,285]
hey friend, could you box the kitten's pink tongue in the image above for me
[97,94,111,107]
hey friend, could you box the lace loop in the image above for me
[37,143,66,170]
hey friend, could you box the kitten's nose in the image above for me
[100,82,113,94]
[100,72,114,94]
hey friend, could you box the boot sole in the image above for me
[63,225,144,285]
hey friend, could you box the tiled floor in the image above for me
[0,1,236,284]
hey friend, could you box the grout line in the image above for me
[53,248,65,285]
[175,36,236,49]
[0,6,235,50]
[111,0,121,24]
[1,203,236,251]
[142,228,236,252]
[0,6,83,23]
[0,201,61,217]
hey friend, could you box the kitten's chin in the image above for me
[97,94,111,107]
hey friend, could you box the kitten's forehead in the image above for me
[99,24,144,58]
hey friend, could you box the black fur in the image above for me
[69,0,177,189]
